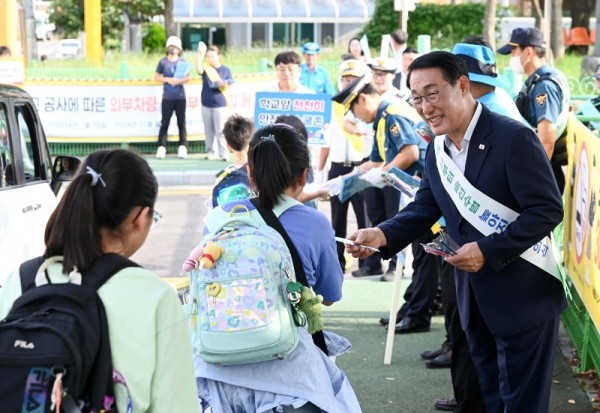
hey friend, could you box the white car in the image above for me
[35,21,55,41]
[56,39,81,59]
[0,84,79,285]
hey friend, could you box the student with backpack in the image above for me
[210,114,254,208]
[189,124,361,412]
[0,149,199,413]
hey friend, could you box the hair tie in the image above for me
[272,123,294,130]
[86,166,106,187]
[261,134,276,141]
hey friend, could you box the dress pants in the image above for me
[465,286,560,413]
[329,162,366,271]
[440,260,485,413]
[363,186,400,271]
[397,230,439,325]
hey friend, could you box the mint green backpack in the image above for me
[186,198,304,365]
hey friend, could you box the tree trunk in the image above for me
[551,0,564,59]
[164,0,175,37]
[569,0,593,28]
[483,0,496,51]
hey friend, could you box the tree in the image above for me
[361,1,484,51]
[551,0,564,59]
[483,0,497,51]
[49,0,163,49]
[565,0,594,28]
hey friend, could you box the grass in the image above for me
[25,44,596,97]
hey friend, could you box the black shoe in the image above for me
[393,317,430,334]
[425,350,452,368]
[434,396,457,411]
[380,269,396,282]
[379,310,404,326]
[420,341,451,360]
[351,267,383,277]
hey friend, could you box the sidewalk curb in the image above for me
[155,171,218,187]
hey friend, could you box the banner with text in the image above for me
[253,92,332,146]
[564,115,600,332]
[23,79,273,141]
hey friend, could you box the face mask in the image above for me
[509,54,524,74]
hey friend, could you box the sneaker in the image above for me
[156,146,166,159]
[380,269,396,282]
[177,145,188,159]
[351,267,383,277]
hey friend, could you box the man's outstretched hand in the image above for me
[346,228,387,259]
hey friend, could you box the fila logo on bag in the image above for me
[14,339,35,349]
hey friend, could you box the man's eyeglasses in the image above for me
[151,210,162,230]
[407,91,441,108]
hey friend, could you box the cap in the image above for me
[339,59,369,78]
[452,43,509,89]
[497,27,545,55]
[301,42,321,55]
[166,36,182,51]
[367,56,397,73]
[331,73,372,114]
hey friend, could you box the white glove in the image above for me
[361,167,385,187]
[324,176,343,196]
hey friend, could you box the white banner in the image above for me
[23,78,274,141]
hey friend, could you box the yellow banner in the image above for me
[564,115,600,331]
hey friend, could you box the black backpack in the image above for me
[211,164,253,208]
[0,253,137,413]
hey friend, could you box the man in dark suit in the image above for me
[346,51,566,413]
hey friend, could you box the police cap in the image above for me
[498,27,545,55]
[301,42,321,55]
[339,59,369,78]
[331,73,372,114]
[367,56,397,73]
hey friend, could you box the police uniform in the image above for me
[325,60,371,270]
[520,64,569,137]
[299,42,334,95]
[498,28,570,191]
[332,73,427,277]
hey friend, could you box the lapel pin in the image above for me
[479,144,485,150]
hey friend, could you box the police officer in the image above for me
[299,42,334,95]
[319,59,372,272]
[498,27,570,192]
[368,56,422,124]
[333,76,439,334]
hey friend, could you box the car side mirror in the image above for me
[52,155,81,183]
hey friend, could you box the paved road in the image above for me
[131,184,595,413]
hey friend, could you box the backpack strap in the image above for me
[19,256,45,293]
[250,198,329,356]
[79,253,139,412]
[18,253,138,413]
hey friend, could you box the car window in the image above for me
[15,105,40,181]
[0,103,13,187]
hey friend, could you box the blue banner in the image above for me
[254,92,332,146]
